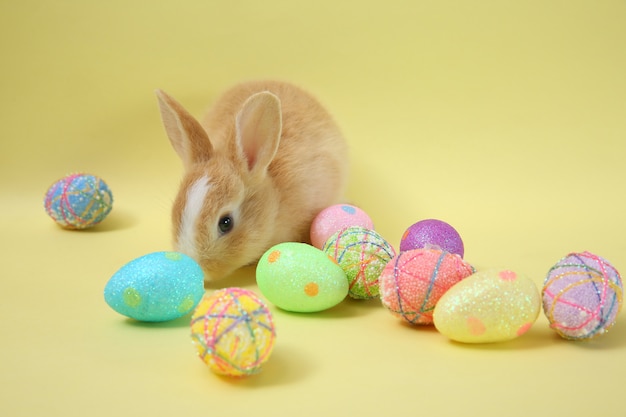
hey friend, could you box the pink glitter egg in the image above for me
[399,219,464,258]
[379,249,475,325]
[542,251,623,340]
[310,204,374,249]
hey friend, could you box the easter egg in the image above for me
[44,173,113,229]
[323,226,396,299]
[379,249,475,325]
[191,288,276,377]
[433,269,541,343]
[399,219,464,258]
[256,242,348,312]
[104,251,205,322]
[310,204,374,249]
[542,251,623,340]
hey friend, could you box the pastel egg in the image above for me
[104,251,205,322]
[323,226,396,299]
[433,269,541,343]
[542,251,623,340]
[44,173,113,229]
[191,288,276,377]
[256,242,348,312]
[310,204,374,249]
[379,249,475,325]
[399,219,464,258]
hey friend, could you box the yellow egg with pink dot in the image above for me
[433,269,541,343]
[256,242,349,312]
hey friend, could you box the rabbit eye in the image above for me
[218,215,234,235]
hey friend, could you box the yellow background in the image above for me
[2,1,625,416]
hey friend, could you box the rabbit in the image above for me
[156,80,348,282]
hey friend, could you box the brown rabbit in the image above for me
[156,81,348,281]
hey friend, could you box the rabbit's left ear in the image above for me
[235,91,282,176]
[156,89,214,167]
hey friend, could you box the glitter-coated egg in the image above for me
[44,173,113,229]
[323,226,396,299]
[104,251,205,322]
[542,251,623,340]
[399,219,464,258]
[310,204,374,249]
[256,242,348,312]
[433,269,541,343]
[191,288,276,377]
[379,249,475,325]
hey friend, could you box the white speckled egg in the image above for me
[104,251,205,322]
[433,269,541,343]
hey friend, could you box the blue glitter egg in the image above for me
[104,252,205,322]
[44,173,113,229]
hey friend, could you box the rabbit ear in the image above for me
[155,89,213,166]
[235,91,282,175]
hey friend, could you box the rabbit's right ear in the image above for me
[155,89,213,166]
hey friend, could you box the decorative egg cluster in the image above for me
[44,173,113,229]
[256,205,623,345]
[256,205,395,311]
[56,170,619,380]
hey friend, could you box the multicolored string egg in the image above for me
[310,204,374,249]
[323,226,395,299]
[542,251,623,340]
[190,288,276,377]
[379,249,475,325]
[44,173,113,229]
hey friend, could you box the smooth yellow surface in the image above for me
[2,1,626,416]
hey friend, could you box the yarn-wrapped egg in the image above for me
[379,249,475,325]
[323,226,396,299]
[256,242,348,312]
[190,288,276,377]
[542,251,623,340]
[310,204,374,249]
[44,173,113,229]
[434,269,541,343]
[104,251,205,322]
[399,219,464,258]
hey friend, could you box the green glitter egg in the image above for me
[104,251,205,322]
[323,226,396,299]
[256,242,349,313]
